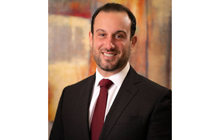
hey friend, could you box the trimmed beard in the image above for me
[92,44,131,72]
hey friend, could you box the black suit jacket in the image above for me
[49,66,171,140]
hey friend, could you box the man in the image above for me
[50,3,171,140]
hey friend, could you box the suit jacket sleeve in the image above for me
[146,89,172,140]
[49,87,66,140]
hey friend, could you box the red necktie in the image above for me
[91,79,113,140]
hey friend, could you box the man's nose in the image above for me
[105,36,115,50]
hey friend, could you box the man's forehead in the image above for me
[94,11,131,32]
[95,11,130,23]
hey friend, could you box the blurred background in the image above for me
[48,0,171,137]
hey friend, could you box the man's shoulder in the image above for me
[129,66,170,91]
[134,73,171,102]
[132,71,171,96]
[140,74,168,88]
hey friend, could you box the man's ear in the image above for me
[89,31,93,48]
[131,35,137,50]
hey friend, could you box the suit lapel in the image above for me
[75,74,95,140]
[99,67,140,140]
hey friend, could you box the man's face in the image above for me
[89,11,137,77]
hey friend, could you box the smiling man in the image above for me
[90,11,137,77]
[50,3,171,140]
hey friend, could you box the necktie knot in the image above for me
[99,79,113,89]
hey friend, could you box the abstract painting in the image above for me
[48,0,172,121]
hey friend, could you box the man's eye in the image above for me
[116,34,123,38]
[99,34,105,37]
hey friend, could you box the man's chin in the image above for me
[100,66,116,72]
[98,63,118,72]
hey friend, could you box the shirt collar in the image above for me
[95,62,130,87]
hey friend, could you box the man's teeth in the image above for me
[104,53,114,57]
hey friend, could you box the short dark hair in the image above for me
[91,3,136,39]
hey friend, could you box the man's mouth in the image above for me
[103,53,115,57]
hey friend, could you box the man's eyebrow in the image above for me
[115,30,127,34]
[96,29,105,32]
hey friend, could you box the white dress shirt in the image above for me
[88,62,130,128]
